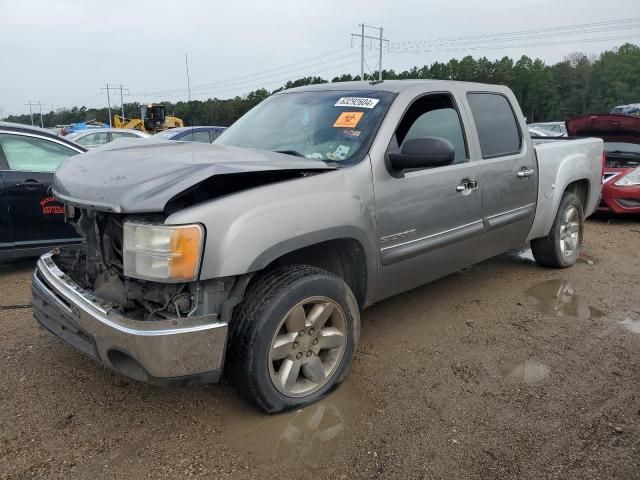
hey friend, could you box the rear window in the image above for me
[467,93,522,159]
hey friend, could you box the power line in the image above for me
[137,48,353,98]
[388,34,640,55]
[133,51,359,99]
[135,54,378,100]
[389,18,640,49]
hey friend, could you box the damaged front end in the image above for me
[31,207,246,385]
[56,208,212,322]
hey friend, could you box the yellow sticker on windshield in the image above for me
[333,111,364,128]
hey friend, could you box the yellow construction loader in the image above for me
[114,104,183,133]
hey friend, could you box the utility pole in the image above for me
[351,24,389,82]
[360,24,365,80]
[102,84,129,127]
[102,84,112,127]
[118,85,129,119]
[0,107,3,121]
[25,101,44,127]
[378,27,384,82]
[185,53,191,102]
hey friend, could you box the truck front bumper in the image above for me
[31,252,227,385]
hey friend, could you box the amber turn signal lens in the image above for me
[168,225,204,281]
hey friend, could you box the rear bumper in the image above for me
[31,252,227,385]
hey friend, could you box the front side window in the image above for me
[467,93,522,159]
[0,133,78,172]
[217,90,395,164]
[392,93,468,164]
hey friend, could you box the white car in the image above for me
[66,128,150,149]
[529,122,567,136]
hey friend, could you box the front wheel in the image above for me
[531,192,584,268]
[226,265,360,413]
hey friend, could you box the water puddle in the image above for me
[217,380,363,466]
[526,279,604,319]
[500,358,550,384]
[619,317,640,334]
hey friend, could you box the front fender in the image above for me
[165,161,378,292]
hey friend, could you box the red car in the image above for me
[567,114,640,214]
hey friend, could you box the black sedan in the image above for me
[0,122,86,259]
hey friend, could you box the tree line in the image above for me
[6,43,640,128]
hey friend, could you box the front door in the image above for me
[0,133,81,250]
[0,171,11,254]
[373,93,484,300]
[463,91,538,260]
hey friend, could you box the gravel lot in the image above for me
[1,216,639,480]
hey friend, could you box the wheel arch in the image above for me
[563,178,590,212]
[251,236,371,308]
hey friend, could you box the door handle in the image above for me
[456,180,478,192]
[517,168,535,178]
[15,179,42,189]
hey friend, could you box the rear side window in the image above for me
[467,93,521,158]
[192,130,212,143]
[76,132,109,146]
[0,133,78,172]
[111,131,139,139]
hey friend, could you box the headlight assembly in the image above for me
[123,221,204,282]
[615,166,640,186]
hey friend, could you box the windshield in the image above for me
[216,90,395,163]
[605,142,640,155]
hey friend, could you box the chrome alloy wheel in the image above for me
[559,205,580,257]
[268,296,347,397]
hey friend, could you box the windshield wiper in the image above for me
[273,149,305,157]
[606,150,640,156]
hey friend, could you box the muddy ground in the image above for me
[1,216,639,480]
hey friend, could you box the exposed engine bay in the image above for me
[605,155,640,169]
[55,208,201,321]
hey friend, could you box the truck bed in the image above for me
[526,137,603,241]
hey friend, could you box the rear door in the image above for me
[0,132,82,250]
[461,90,537,260]
[373,91,483,299]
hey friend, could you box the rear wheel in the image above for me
[226,265,360,413]
[531,192,584,268]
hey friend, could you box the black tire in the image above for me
[531,192,584,268]
[225,265,360,413]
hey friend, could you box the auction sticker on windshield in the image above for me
[334,97,380,108]
[334,112,364,128]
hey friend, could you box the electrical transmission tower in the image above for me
[101,84,129,126]
[24,100,44,127]
[351,24,389,81]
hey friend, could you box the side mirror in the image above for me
[388,137,455,171]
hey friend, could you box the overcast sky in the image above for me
[1,0,638,117]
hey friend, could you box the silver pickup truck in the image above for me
[31,80,603,412]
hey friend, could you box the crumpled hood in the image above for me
[566,114,640,144]
[53,141,334,213]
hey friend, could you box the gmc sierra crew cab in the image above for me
[31,81,603,412]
